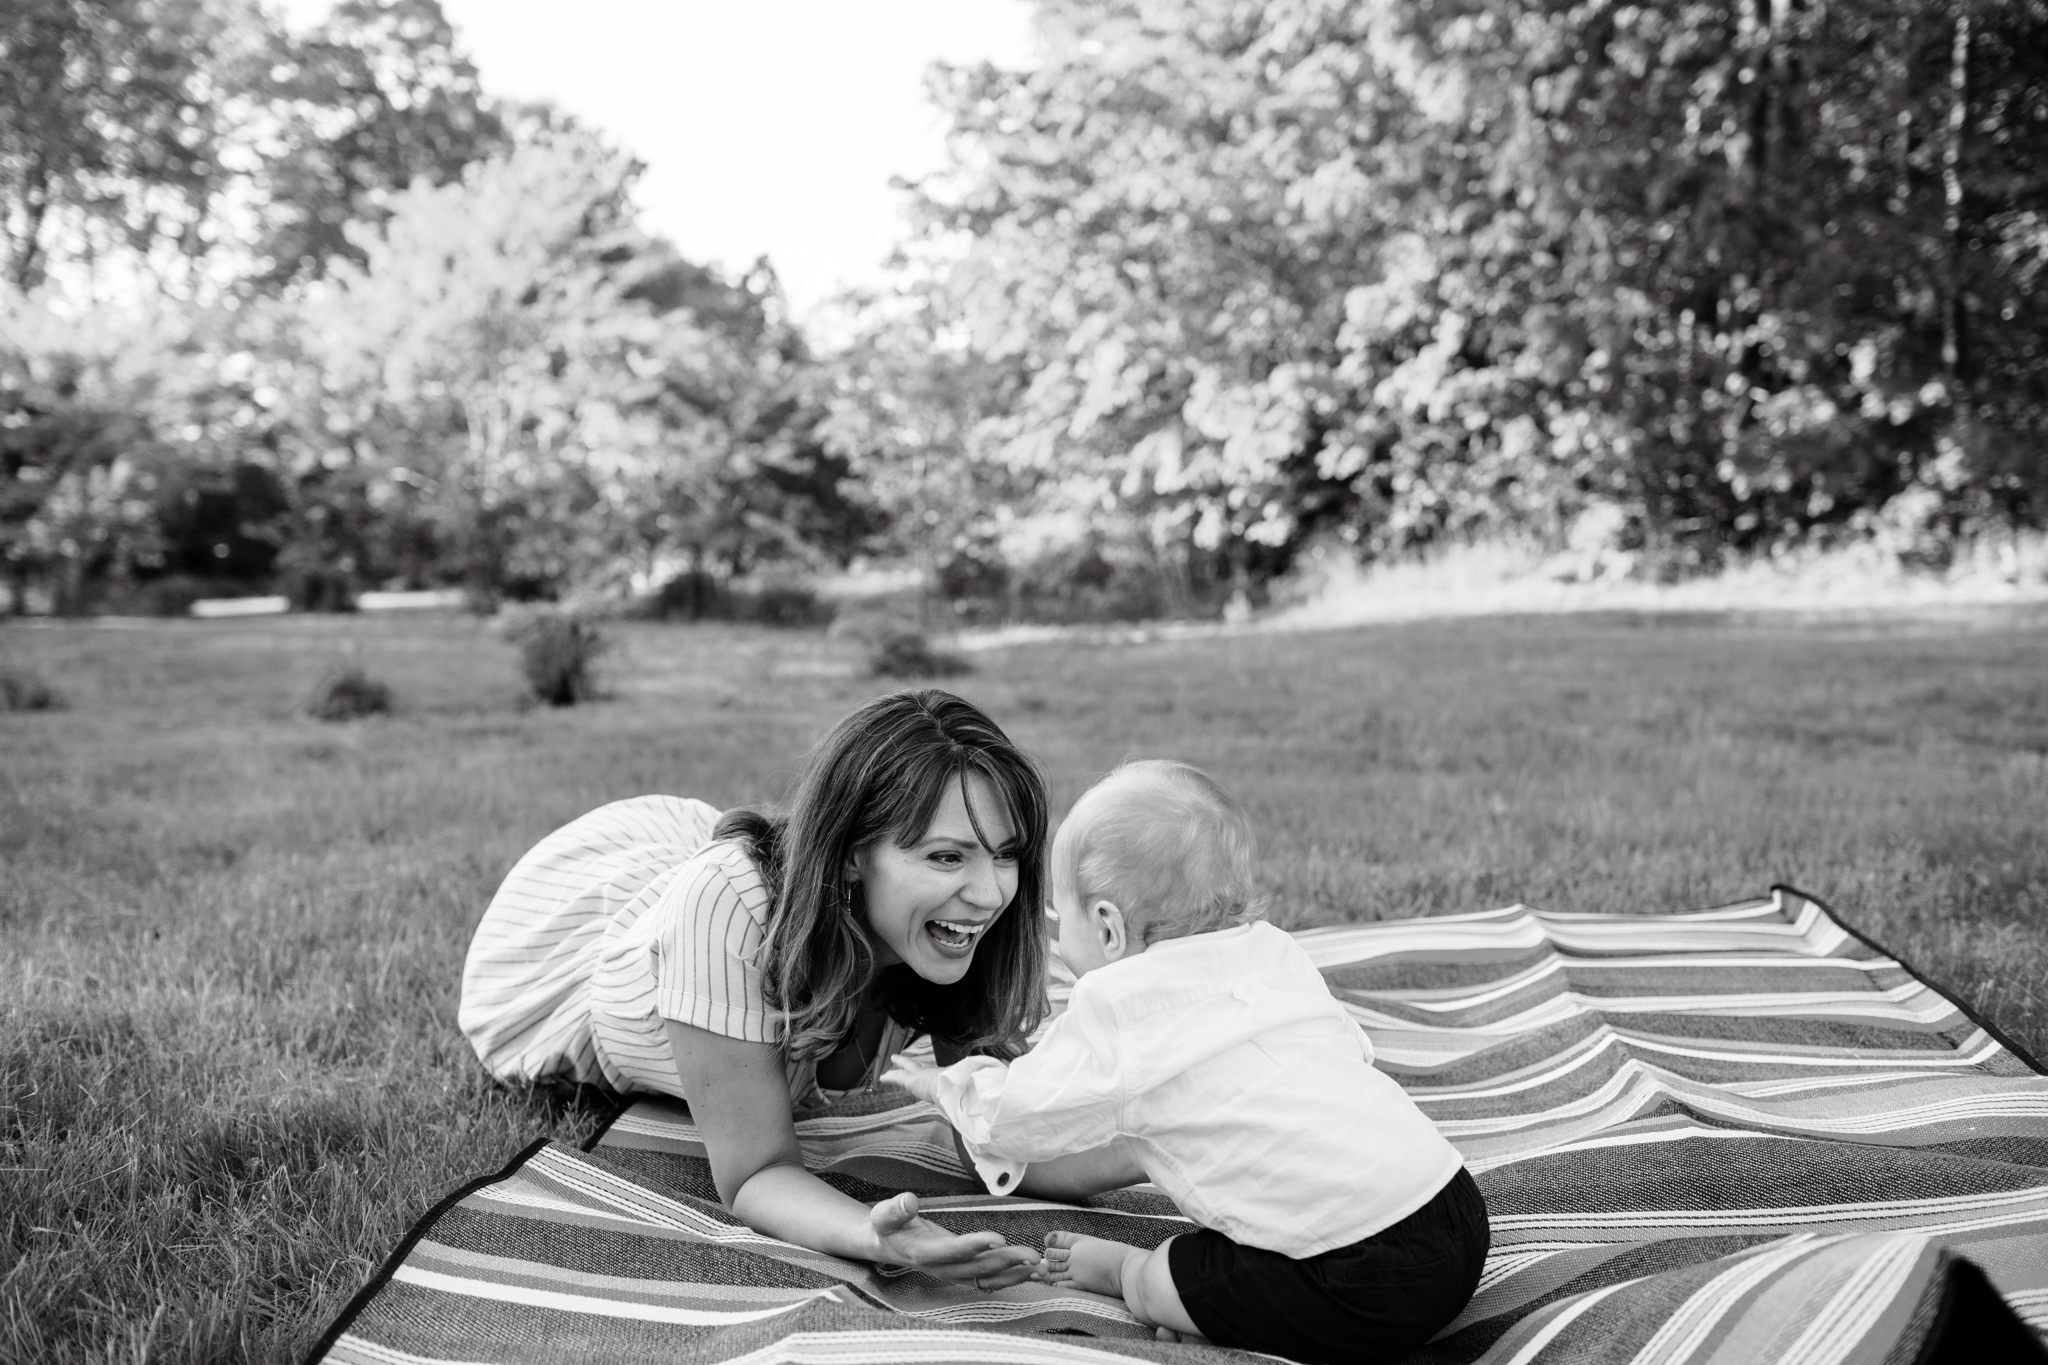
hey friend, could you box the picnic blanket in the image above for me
[309,887,2048,1364]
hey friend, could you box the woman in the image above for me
[458,689,1048,1289]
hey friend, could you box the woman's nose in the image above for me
[961,856,1006,909]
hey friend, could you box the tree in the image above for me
[0,0,507,297]
[897,0,2048,582]
[292,129,867,599]
[0,0,246,293]
[243,0,507,285]
[905,0,1519,577]
[0,289,173,611]
[1422,0,2048,553]
[822,294,1028,589]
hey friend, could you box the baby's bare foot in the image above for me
[1035,1231,1137,1298]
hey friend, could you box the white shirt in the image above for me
[930,921,1466,1258]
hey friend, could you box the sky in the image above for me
[275,0,1037,318]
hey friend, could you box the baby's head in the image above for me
[1049,759,1261,974]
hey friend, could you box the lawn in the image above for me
[4,605,2047,1363]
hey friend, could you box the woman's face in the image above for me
[850,771,1020,985]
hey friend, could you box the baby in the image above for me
[884,760,1488,1365]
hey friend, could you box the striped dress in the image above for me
[458,795,909,1109]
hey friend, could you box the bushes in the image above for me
[830,609,971,678]
[506,614,608,706]
[866,628,971,679]
[635,571,833,627]
[0,668,61,711]
[306,668,392,721]
[281,569,357,614]
[935,536,1240,625]
[742,582,835,627]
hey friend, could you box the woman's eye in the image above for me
[931,851,963,867]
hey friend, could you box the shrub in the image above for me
[509,615,608,706]
[936,535,1239,625]
[0,668,62,711]
[84,574,236,618]
[738,581,833,627]
[282,568,358,614]
[866,626,971,679]
[646,570,728,620]
[636,571,833,627]
[936,544,1010,602]
[307,668,392,721]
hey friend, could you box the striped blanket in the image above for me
[311,888,2048,1364]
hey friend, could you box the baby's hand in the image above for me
[880,1052,943,1103]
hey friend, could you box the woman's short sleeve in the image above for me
[649,840,780,1043]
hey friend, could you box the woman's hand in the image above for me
[667,1022,1034,1289]
[879,1053,944,1103]
[869,1192,1039,1290]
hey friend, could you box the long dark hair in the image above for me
[714,689,1048,1061]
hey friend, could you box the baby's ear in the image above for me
[1093,899,1132,959]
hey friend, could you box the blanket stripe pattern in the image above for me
[309,888,2048,1364]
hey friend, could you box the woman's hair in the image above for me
[714,689,1049,1062]
[1052,759,1262,944]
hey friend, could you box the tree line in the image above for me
[3,0,875,615]
[894,0,2047,593]
[4,0,2044,619]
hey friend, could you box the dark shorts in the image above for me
[1166,1168,1489,1365]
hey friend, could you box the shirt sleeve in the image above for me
[650,843,780,1043]
[930,985,1126,1173]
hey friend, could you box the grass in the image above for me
[4,605,2048,1363]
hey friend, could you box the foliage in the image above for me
[821,296,1028,570]
[290,128,875,602]
[0,665,60,710]
[887,0,2048,578]
[507,612,608,705]
[0,287,326,613]
[244,0,508,286]
[306,666,393,720]
[3,97,875,613]
[9,0,2043,618]
[941,532,1241,625]
[0,0,241,292]
[739,582,835,627]
[0,291,174,613]
[833,609,973,678]
[867,628,972,678]
[0,0,506,298]
[0,0,524,615]
[634,571,834,626]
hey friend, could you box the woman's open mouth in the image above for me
[926,918,987,955]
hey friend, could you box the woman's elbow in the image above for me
[716,1155,799,1210]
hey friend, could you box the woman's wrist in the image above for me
[731,1161,881,1264]
[855,1216,890,1264]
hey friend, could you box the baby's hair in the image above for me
[1054,759,1262,944]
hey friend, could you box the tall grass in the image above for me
[3,606,2046,1362]
[1274,531,2048,630]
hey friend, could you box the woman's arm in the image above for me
[664,1020,1039,1284]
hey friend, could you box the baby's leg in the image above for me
[1038,1233,1203,1339]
